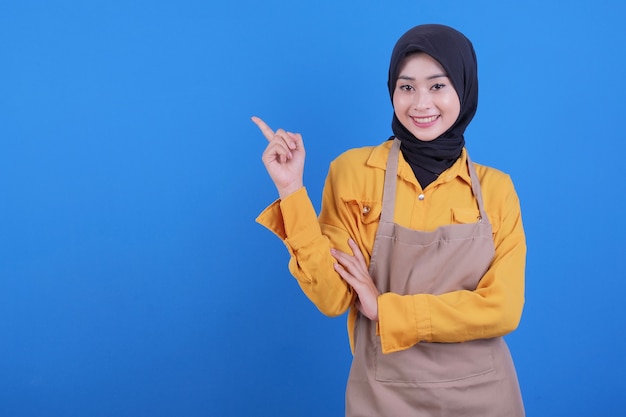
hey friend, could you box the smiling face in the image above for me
[392,53,461,141]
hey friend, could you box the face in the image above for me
[392,53,461,141]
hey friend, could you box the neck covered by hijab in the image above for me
[388,24,478,188]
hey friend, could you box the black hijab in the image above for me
[388,24,478,188]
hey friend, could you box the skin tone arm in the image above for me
[331,239,380,321]
[251,116,305,200]
[252,116,380,321]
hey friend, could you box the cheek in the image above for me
[443,95,461,120]
[392,94,409,115]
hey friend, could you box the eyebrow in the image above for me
[397,73,448,81]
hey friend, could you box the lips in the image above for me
[413,115,437,123]
[411,115,439,127]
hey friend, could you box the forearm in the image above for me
[376,173,527,353]
[257,187,355,316]
[377,232,526,353]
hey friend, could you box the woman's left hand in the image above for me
[331,239,380,321]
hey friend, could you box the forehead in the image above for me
[397,52,446,76]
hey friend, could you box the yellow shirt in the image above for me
[256,140,526,354]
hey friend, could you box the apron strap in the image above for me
[380,139,401,223]
[465,154,489,222]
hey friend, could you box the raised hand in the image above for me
[331,239,380,321]
[252,116,305,200]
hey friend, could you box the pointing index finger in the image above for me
[251,116,275,142]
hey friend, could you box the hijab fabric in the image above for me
[388,24,478,188]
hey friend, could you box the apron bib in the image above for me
[345,139,524,417]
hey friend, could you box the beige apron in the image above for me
[345,139,524,416]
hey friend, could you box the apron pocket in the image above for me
[375,338,496,384]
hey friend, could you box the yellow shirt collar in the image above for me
[366,140,472,188]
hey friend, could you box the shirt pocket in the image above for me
[344,199,382,225]
[452,207,500,237]
[343,199,382,252]
[451,207,482,224]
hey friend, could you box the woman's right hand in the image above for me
[252,116,305,199]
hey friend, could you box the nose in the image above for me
[412,91,432,110]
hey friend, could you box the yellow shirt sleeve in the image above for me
[256,187,356,317]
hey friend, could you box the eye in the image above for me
[431,83,446,91]
[399,84,414,92]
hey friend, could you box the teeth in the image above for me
[413,116,438,123]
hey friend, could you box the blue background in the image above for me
[1,0,625,416]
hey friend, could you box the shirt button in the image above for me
[362,206,371,214]
[418,194,425,201]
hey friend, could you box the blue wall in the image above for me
[1,1,625,416]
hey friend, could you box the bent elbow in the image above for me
[296,280,354,318]
[497,302,524,336]
[315,295,353,318]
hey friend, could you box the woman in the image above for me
[253,24,526,416]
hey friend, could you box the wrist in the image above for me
[278,182,303,200]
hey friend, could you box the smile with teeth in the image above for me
[412,115,439,124]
